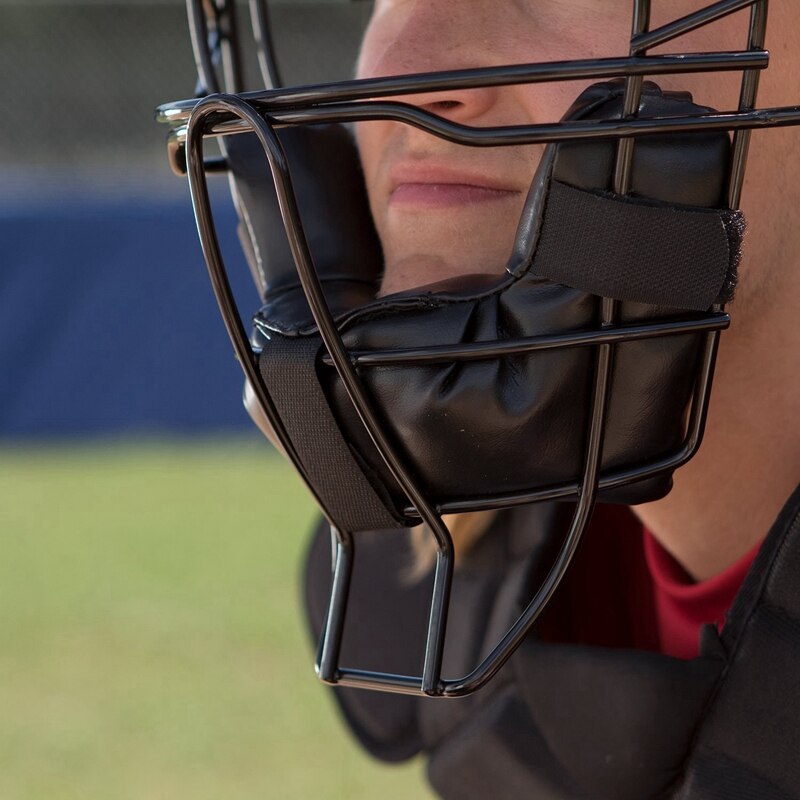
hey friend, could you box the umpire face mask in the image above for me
[157,0,800,697]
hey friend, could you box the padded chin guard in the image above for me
[231,80,743,532]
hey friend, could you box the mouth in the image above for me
[387,164,522,208]
[390,182,519,207]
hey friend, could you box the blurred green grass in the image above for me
[0,439,433,800]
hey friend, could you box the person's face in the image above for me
[354,1,775,300]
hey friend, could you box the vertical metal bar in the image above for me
[727,0,768,209]
[317,527,355,683]
[609,0,650,368]
[186,0,244,96]
[704,1,768,474]
[219,0,245,94]
[614,0,651,196]
[422,550,454,695]
[186,0,220,94]
[250,0,284,89]
[679,330,722,458]
[608,1,650,336]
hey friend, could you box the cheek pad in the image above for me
[325,277,701,511]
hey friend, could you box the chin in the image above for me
[383,246,509,286]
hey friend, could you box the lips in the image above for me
[388,164,521,208]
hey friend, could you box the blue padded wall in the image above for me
[0,188,259,438]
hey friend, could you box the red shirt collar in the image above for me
[643,530,762,659]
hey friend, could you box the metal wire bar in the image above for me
[316,527,354,683]
[316,314,729,368]
[275,100,800,142]
[249,0,283,89]
[234,51,766,110]
[219,0,244,94]
[157,50,767,123]
[614,1,650,193]
[185,93,459,696]
[422,550,453,694]
[186,0,220,95]
[186,0,244,96]
[632,0,760,54]
[184,100,341,531]
[727,0,768,209]
[165,98,800,175]
[334,669,424,695]
[164,100,800,171]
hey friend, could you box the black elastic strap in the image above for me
[259,334,405,532]
[532,180,743,311]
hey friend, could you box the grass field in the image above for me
[0,439,433,800]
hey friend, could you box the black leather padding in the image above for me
[225,123,383,328]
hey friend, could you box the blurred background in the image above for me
[0,0,431,796]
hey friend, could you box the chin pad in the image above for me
[234,80,743,531]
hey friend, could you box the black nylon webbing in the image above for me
[259,334,405,532]
[532,181,743,311]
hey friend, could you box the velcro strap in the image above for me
[532,180,744,310]
[259,334,406,532]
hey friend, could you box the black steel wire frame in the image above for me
[178,0,778,696]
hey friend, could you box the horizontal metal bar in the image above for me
[401,453,663,519]
[168,101,799,159]
[277,102,800,146]
[402,434,700,518]
[155,49,766,126]
[330,668,428,696]
[317,314,729,368]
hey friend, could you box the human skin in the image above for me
[355,0,800,581]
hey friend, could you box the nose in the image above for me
[400,87,500,125]
[359,0,502,123]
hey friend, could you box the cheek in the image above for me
[353,120,393,225]
[648,9,747,108]
[354,123,375,182]
[355,3,409,80]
